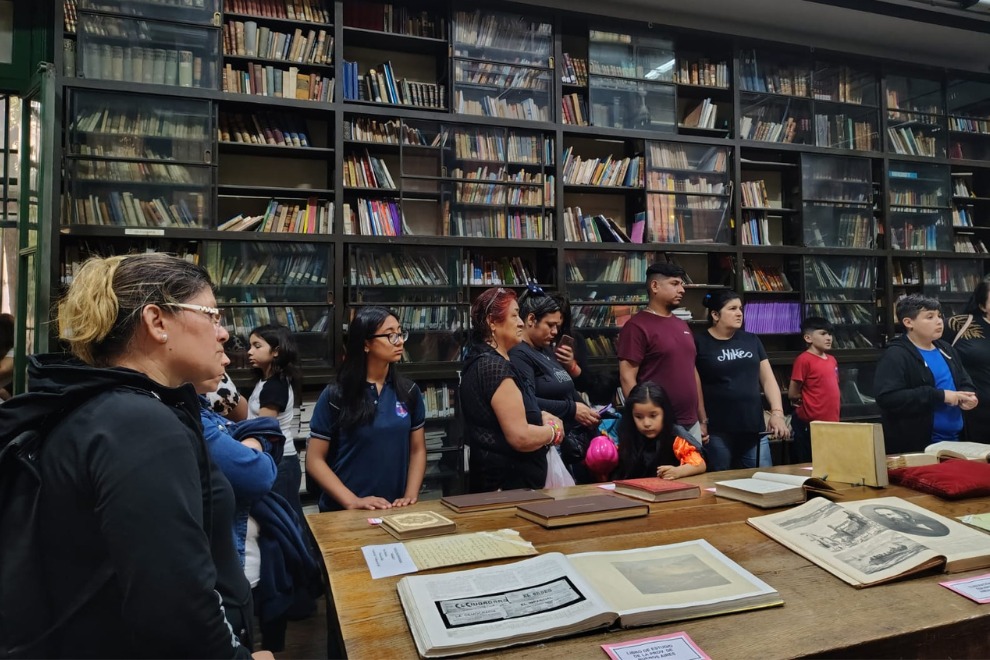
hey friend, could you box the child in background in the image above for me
[247,323,304,524]
[612,381,706,481]
[788,317,841,463]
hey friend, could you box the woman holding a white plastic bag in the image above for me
[459,287,569,492]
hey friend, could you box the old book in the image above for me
[715,472,836,508]
[749,496,990,588]
[925,441,990,462]
[397,539,782,658]
[380,511,456,540]
[810,421,888,487]
[516,494,649,528]
[440,488,553,513]
[612,478,700,503]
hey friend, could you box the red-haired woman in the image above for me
[459,287,565,492]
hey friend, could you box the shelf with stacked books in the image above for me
[920,258,983,315]
[739,47,813,145]
[418,377,465,499]
[561,135,643,244]
[225,0,331,27]
[738,147,801,248]
[741,253,802,351]
[886,74,946,158]
[951,169,990,254]
[342,0,447,53]
[59,235,201,289]
[811,61,879,151]
[76,13,218,90]
[803,254,880,350]
[947,78,990,162]
[62,89,214,229]
[647,141,731,245]
[202,240,332,368]
[78,0,219,25]
[887,161,952,253]
[674,40,732,137]
[346,243,467,365]
[217,105,333,158]
[799,153,877,249]
[451,8,552,122]
[586,29,676,131]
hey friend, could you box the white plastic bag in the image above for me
[545,447,576,489]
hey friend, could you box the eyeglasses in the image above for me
[169,302,224,327]
[370,329,409,346]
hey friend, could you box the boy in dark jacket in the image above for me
[875,294,978,454]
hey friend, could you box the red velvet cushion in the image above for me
[888,459,990,500]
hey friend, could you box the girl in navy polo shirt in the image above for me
[306,306,427,511]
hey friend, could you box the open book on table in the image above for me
[715,471,837,508]
[888,441,990,468]
[748,496,990,588]
[397,539,782,658]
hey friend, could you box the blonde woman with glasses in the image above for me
[306,305,427,511]
[0,253,265,658]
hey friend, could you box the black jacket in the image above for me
[874,336,976,454]
[2,354,252,658]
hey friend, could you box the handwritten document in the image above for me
[602,632,710,660]
[362,529,536,578]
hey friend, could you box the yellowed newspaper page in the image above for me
[404,529,537,570]
[564,539,782,627]
[748,497,944,587]
[397,552,614,657]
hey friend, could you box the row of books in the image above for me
[74,159,202,185]
[343,2,446,39]
[645,196,726,244]
[739,53,810,96]
[814,115,876,151]
[454,131,550,165]
[953,205,976,227]
[562,147,643,187]
[949,116,990,134]
[740,180,771,207]
[807,303,873,325]
[886,89,938,115]
[681,98,720,129]
[742,263,792,292]
[225,0,330,24]
[458,61,550,91]
[561,207,642,244]
[953,235,988,253]
[454,93,548,122]
[891,260,921,285]
[806,214,875,249]
[738,214,776,247]
[218,111,312,147]
[218,198,332,234]
[811,67,872,104]
[560,54,588,86]
[953,178,975,197]
[80,44,205,88]
[673,59,729,88]
[343,117,436,146]
[64,0,77,33]
[584,333,617,357]
[343,151,397,189]
[923,261,982,290]
[571,302,640,329]
[341,61,446,109]
[222,62,334,101]
[454,176,553,207]
[646,171,726,194]
[390,306,466,333]
[73,139,203,162]
[223,21,333,66]
[211,252,328,286]
[448,209,553,240]
[225,305,329,338]
[69,192,205,228]
[648,144,728,173]
[889,190,944,206]
[805,258,874,289]
[887,127,939,157]
[72,106,209,140]
[451,166,546,185]
[349,252,450,287]
[343,198,407,236]
[740,113,807,143]
[561,93,589,126]
[421,383,457,419]
[565,251,659,283]
[451,10,552,56]
[891,223,950,251]
[463,255,537,286]
[744,301,801,334]
[61,242,199,285]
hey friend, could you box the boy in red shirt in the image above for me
[788,317,840,463]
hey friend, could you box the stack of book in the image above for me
[219,111,311,147]
[225,0,331,23]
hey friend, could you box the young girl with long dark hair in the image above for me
[306,306,427,511]
[613,381,706,481]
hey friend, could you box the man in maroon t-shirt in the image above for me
[617,262,702,448]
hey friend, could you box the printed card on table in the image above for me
[941,573,990,604]
[602,632,710,660]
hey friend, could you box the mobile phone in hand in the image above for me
[558,334,575,349]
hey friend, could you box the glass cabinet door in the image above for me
[888,162,951,252]
[588,31,675,130]
[78,0,219,24]
[646,141,730,244]
[800,153,875,248]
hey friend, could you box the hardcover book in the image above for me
[715,472,837,508]
[381,511,456,540]
[397,539,782,657]
[748,496,990,588]
[515,494,649,528]
[612,478,701,503]
[810,421,888,487]
[440,488,553,513]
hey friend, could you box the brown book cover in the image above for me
[440,488,553,513]
[516,494,649,528]
[380,511,456,540]
[612,478,701,503]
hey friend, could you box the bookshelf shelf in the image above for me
[224,12,332,31]
[342,27,447,53]
[218,142,334,158]
[222,54,335,72]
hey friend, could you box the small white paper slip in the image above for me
[602,632,710,660]
[940,573,990,603]
[704,487,716,493]
[361,543,417,579]
[597,483,617,490]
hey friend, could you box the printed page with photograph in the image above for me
[748,497,945,587]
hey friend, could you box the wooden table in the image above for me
[307,466,990,659]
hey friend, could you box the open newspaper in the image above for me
[397,539,782,658]
[748,496,990,588]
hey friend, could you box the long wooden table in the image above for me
[307,466,990,658]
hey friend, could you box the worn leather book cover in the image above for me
[380,510,456,540]
[516,494,649,528]
[441,488,554,513]
[612,478,701,503]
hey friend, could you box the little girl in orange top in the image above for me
[612,381,706,480]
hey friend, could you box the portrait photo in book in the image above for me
[859,504,951,537]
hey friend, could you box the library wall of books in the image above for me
[55,0,990,495]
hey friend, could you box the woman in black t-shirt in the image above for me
[695,290,789,471]
[948,277,990,440]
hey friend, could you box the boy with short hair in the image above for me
[788,316,840,462]
[875,294,979,455]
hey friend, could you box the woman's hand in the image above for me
[767,414,790,439]
[555,344,576,369]
[392,496,418,507]
[541,411,563,428]
[346,496,393,510]
[656,464,683,479]
[574,402,601,427]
